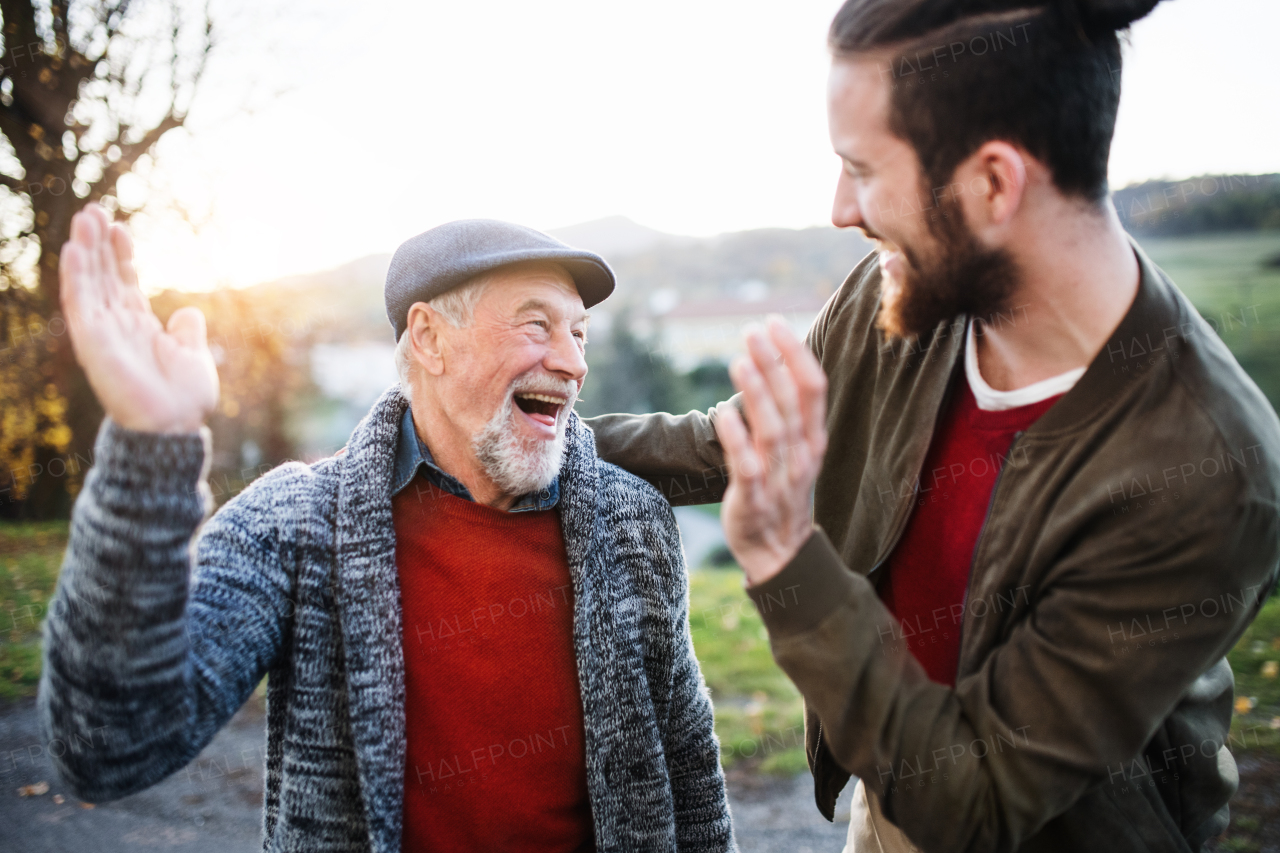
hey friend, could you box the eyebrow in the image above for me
[514,298,552,315]
[513,299,588,325]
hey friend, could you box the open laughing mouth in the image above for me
[513,392,567,429]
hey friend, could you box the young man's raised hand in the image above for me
[60,204,219,434]
[717,317,828,586]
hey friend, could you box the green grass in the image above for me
[1136,232,1280,411]
[688,568,808,774]
[0,521,67,702]
[1225,593,1280,753]
[1135,232,1280,303]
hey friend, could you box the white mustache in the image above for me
[509,373,577,403]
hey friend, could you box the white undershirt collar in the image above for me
[965,320,1086,412]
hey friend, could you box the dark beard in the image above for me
[875,197,1020,341]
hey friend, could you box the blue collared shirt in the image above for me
[391,407,559,512]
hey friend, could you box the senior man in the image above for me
[39,206,734,853]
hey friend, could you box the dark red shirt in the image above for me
[393,485,594,852]
[881,382,1061,686]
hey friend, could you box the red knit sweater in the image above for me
[393,485,594,853]
[881,383,1061,686]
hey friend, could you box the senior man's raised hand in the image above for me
[717,317,829,586]
[60,204,219,434]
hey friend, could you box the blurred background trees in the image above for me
[0,0,210,517]
[1,0,310,518]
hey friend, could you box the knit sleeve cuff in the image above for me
[89,417,212,522]
[746,528,857,638]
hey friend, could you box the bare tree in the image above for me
[0,0,212,516]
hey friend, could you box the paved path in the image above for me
[1,698,266,853]
[1,698,852,852]
[729,771,852,853]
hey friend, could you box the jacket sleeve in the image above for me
[37,418,300,803]
[584,404,734,507]
[746,492,1280,853]
[648,497,737,852]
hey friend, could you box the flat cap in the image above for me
[384,219,615,341]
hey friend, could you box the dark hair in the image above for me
[829,0,1164,202]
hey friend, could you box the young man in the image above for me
[40,209,735,852]
[588,1,1280,851]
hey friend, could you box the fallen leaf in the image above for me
[17,781,49,797]
[1235,696,1255,715]
[78,802,94,810]
[1262,661,1279,679]
[52,794,65,804]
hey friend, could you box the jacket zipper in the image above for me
[866,495,914,581]
[866,426,948,580]
[821,344,962,774]
[866,366,964,580]
[954,430,1024,674]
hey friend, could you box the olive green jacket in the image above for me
[587,242,1280,852]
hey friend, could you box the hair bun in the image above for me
[1071,0,1164,30]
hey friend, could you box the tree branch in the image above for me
[89,0,213,204]
[90,111,182,201]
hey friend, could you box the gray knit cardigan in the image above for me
[38,387,735,852]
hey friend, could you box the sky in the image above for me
[125,0,1280,292]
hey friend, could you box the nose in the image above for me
[831,171,865,230]
[544,325,588,385]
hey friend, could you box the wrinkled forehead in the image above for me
[478,261,587,319]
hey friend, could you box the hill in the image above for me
[606,226,872,310]
[233,222,876,343]
[242,253,393,343]
[547,216,694,257]
[1113,173,1280,237]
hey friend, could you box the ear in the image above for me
[951,140,1028,239]
[406,302,448,377]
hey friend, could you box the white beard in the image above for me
[471,377,576,497]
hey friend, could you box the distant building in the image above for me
[654,291,829,371]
